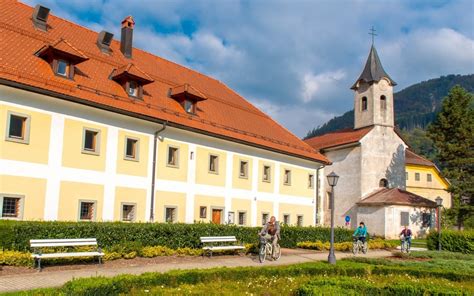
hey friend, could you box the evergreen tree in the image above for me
[427,85,474,229]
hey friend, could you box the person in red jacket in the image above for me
[400,225,412,249]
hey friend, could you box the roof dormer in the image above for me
[169,83,207,114]
[35,38,89,79]
[110,63,153,99]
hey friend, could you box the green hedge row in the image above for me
[16,261,472,295]
[426,230,474,254]
[0,221,353,251]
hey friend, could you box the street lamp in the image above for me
[326,172,339,265]
[435,196,443,251]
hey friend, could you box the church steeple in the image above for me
[352,45,396,129]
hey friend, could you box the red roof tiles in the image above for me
[405,149,435,167]
[304,126,373,151]
[357,188,437,207]
[0,1,328,164]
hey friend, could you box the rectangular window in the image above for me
[427,174,432,182]
[283,214,290,225]
[228,211,235,224]
[82,128,100,155]
[0,195,24,219]
[6,112,30,144]
[184,100,195,114]
[400,211,409,226]
[422,213,431,228]
[121,203,136,222]
[165,207,177,223]
[124,137,139,161]
[405,172,408,181]
[297,215,304,227]
[209,154,219,174]
[238,211,246,226]
[415,173,420,181]
[79,201,96,221]
[263,165,271,182]
[284,169,291,185]
[128,81,138,97]
[308,174,315,189]
[56,59,69,77]
[199,206,207,218]
[262,213,269,225]
[239,160,248,178]
[167,146,179,167]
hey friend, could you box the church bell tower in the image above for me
[351,45,397,129]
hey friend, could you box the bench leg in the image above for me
[37,258,41,271]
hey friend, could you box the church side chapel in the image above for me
[305,42,437,239]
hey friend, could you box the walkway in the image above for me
[0,249,392,293]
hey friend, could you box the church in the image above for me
[305,45,438,239]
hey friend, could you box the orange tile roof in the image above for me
[357,188,437,207]
[405,149,435,167]
[0,1,328,164]
[304,126,373,151]
[111,63,154,84]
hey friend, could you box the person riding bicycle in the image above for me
[353,222,367,244]
[259,216,280,257]
[400,225,412,249]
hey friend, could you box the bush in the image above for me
[297,239,397,251]
[0,250,31,266]
[0,221,353,251]
[427,230,474,254]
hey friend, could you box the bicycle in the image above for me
[352,236,368,255]
[258,235,281,263]
[400,235,411,253]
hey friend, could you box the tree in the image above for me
[427,85,474,229]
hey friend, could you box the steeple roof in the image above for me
[351,45,396,90]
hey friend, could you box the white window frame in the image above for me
[5,111,31,144]
[166,145,180,168]
[208,154,219,174]
[164,206,178,223]
[262,212,270,225]
[308,174,315,189]
[78,200,97,221]
[199,206,207,219]
[228,211,235,224]
[0,194,25,220]
[239,160,249,179]
[283,169,292,186]
[262,165,271,183]
[427,174,432,182]
[82,127,101,155]
[415,172,420,181]
[124,136,140,161]
[120,202,136,222]
[238,211,247,226]
[283,213,290,225]
[297,215,304,227]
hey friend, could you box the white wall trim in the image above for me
[102,126,118,221]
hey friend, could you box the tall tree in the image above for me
[427,85,474,229]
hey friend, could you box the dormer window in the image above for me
[111,63,153,100]
[35,38,88,80]
[170,84,207,115]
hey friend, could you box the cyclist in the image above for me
[353,221,368,245]
[400,225,412,250]
[259,216,280,258]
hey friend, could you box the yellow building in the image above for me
[0,2,329,226]
[405,150,451,208]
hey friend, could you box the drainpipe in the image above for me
[149,121,168,222]
[315,165,325,225]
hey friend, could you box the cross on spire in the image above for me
[369,26,377,45]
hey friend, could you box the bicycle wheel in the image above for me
[352,242,358,255]
[259,244,266,263]
[273,244,281,261]
[362,242,368,254]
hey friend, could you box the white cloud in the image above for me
[301,70,346,103]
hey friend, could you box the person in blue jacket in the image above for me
[353,221,368,244]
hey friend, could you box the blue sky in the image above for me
[24,0,474,137]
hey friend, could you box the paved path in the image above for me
[0,249,392,293]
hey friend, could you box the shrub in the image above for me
[0,221,353,251]
[427,230,474,254]
[0,250,31,266]
[297,239,397,251]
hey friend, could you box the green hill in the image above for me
[305,74,474,138]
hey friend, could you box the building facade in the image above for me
[0,1,329,225]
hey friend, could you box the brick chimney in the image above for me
[120,16,135,58]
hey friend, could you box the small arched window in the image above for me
[380,95,387,110]
[379,178,388,188]
[361,97,368,111]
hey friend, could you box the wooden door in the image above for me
[212,209,222,224]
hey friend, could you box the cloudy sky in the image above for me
[24,0,474,137]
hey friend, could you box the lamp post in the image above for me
[326,172,339,265]
[435,196,443,251]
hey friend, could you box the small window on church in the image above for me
[379,178,388,188]
[380,95,387,110]
[361,97,368,111]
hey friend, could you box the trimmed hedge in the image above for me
[297,239,397,251]
[0,221,353,251]
[427,230,474,254]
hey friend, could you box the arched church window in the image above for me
[380,95,387,110]
[379,178,388,188]
[361,97,368,111]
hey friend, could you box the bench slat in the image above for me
[30,242,98,248]
[30,239,97,243]
[31,251,104,259]
[203,246,245,251]
[200,236,236,240]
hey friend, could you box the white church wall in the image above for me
[323,145,362,228]
[360,126,406,198]
[357,206,385,237]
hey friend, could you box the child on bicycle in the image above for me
[353,221,367,243]
[259,216,280,257]
[400,225,412,249]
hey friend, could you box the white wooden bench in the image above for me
[200,236,245,257]
[30,238,104,270]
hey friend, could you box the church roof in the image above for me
[405,149,435,167]
[0,1,329,164]
[304,126,373,151]
[357,188,437,208]
[351,45,396,90]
